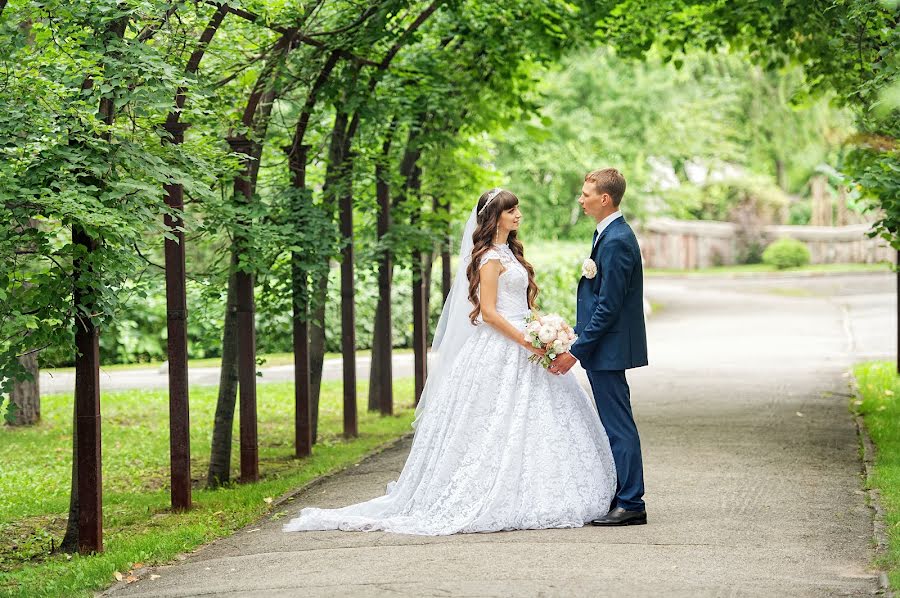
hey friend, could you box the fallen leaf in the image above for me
[132,562,144,569]
[263,497,273,505]
[126,576,138,584]
[796,412,804,417]
[248,528,260,533]
[150,575,161,581]
[114,571,123,582]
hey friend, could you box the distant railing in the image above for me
[638,218,893,269]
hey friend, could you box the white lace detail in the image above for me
[478,244,530,319]
[283,243,617,536]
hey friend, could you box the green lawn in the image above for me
[44,348,416,375]
[0,378,416,597]
[853,361,900,590]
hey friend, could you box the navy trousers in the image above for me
[586,370,645,512]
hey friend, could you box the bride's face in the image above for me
[497,204,521,234]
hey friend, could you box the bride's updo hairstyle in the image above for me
[467,188,539,324]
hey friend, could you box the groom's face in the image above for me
[578,182,612,222]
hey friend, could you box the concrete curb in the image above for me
[851,373,894,596]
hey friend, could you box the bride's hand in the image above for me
[524,343,546,358]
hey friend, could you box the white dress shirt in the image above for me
[593,210,623,251]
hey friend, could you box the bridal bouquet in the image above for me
[524,313,577,368]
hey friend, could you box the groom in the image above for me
[549,168,649,526]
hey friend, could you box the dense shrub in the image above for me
[762,238,811,269]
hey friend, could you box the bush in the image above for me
[762,238,811,269]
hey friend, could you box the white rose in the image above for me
[527,321,542,333]
[582,258,597,279]
[556,330,568,343]
[552,339,565,353]
[538,326,557,344]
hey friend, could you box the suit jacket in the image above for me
[569,216,648,371]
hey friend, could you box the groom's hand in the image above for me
[548,352,577,375]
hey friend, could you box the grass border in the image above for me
[98,432,414,595]
[854,412,894,596]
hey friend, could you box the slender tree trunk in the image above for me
[71,225,103,554]
[322,108,359,438]
[286,144,312,457]
[229,135,259,484]
[409,164,427,404]
[283,51,340,452]
[207,256,240,488]
[208,38,286,483]
[8,351,40,426]
[440,198,452,302]
[308,280,327,442]
[395,122,425,405]
[338,147,358,439]
[63,16,127,554]
[369,124,396,414]
[60,398,78,552]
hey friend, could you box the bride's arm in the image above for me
[479,260,545,357]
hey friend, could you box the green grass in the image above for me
[0,378,416,597]
[44,348,416,375]
[853,361,900,590]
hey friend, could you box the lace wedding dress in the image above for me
[283,243,616,535]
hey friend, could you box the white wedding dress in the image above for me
[283,243,616,535]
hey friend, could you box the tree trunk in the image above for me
[207,255,240,488]
[775,158,787,191]
[409,165,427,405]
[9,351,40,426]
[338,149,358,439]
[71,225,103,555]
[810,175,831,226]
[438,196,452,303]
[284,51,341,445]
[308,278,327,442]
[368,126,396,414]
[60,398,78,552]
[286,144,312,458]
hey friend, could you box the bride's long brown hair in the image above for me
[467,189,539,324]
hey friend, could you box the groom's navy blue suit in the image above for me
[569,215,648,512]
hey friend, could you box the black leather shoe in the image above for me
[591,507,647,526]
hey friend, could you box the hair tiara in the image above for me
[477,188,503,216]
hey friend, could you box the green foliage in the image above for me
[852,361,900,590]
[762,238,811,270]
[0,378,416,596]
[492,47,850,236]
[596,0,900,248]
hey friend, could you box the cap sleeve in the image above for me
[478,248,503,269]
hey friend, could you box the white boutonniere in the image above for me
[581,258,597,279]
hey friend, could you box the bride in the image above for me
[283,188,616,535]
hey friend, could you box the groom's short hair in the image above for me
[585,168,626,206]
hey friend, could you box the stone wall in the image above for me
[639,218,894,269]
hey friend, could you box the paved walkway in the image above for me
[105,272,895,597]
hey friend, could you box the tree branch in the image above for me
[136,2,180,43]
[200,0,380,66]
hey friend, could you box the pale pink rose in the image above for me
[538,326,557,344]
